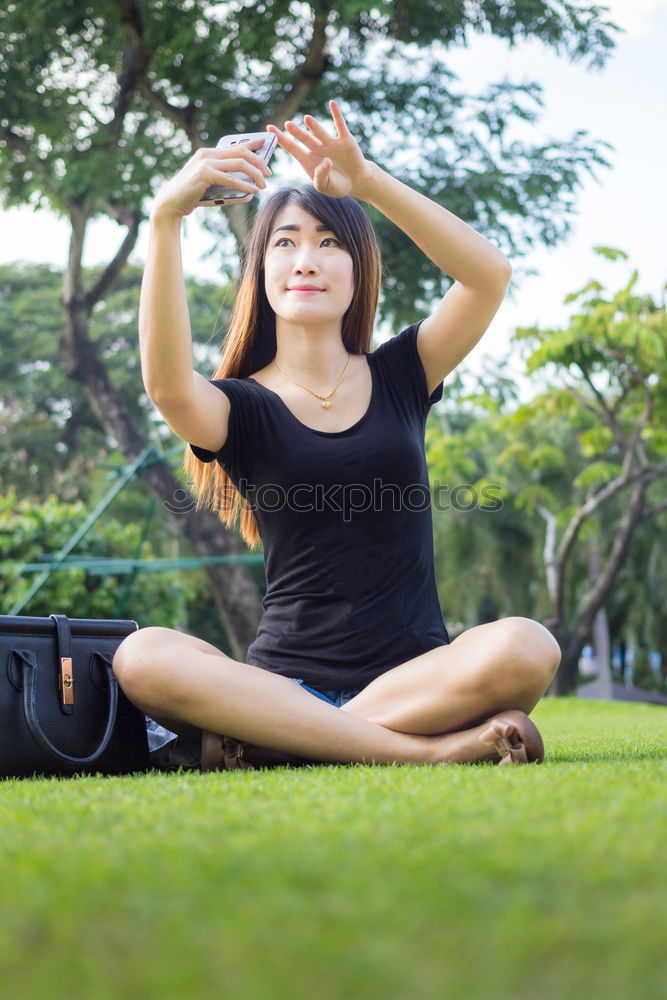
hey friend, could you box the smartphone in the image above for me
[199,131,278,206]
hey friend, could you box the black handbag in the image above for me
[0,613,150,779]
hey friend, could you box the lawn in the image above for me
[1,697,665,1000]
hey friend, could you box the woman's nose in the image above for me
[292,251,319,274]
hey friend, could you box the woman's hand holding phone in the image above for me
[151,137,273,219]
[199,132,277,206]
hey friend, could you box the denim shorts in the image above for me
[290,677,364,707]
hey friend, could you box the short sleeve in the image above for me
[372,322,443,414]
[187,378,247,474]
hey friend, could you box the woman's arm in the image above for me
[137,141,272,451]
[140,141,270,403]
[359,163,512,394]
[268,101,511,393]
[139,211,194,403]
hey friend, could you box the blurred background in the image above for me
[1,0,665,699]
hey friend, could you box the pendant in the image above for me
[322,400,332,409]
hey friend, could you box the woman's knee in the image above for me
[112,626,175,694]
[495,617,561,687]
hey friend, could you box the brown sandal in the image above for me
[494,734,530,765]
[200,731,315,772]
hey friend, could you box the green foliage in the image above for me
[0,1,620,325]
[520,251,667,385]
[640,427,667,455]
[0,487,199,622]
[577,425,614,457]
[572,460,622,490]
[498,255,667,511]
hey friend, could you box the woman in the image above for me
[113,100,561,769]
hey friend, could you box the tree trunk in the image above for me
[547,475,649,694]
[544,617,573,694]
[551,644,579,695]
[59,215,262,659]
[588,541,612,699]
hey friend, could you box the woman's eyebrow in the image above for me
[271,223,333,236]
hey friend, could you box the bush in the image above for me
[0,488,198,624]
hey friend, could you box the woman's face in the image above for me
[263,204,355,329]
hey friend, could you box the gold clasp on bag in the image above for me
[59,656,74,706]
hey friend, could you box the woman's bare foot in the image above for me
[433,709,544,766]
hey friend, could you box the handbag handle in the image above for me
[14,648,119,766]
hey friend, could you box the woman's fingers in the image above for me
[280,104,350,150]
[302,114,333,143]
[213,143,272,178]
[313,158,333,192]
[207,172,261,194]
[266,123,310,162]
[284,119,323,151]
[197,161,263,193]
[328,99,351,138]
[266,102,360,197]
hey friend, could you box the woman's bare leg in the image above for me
[114,618,559,767]
[113,627,440,766]
[340,617,560,762]
[341,617,560,733]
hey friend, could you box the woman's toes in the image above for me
[478,711,544,765]
[478,719,524,764]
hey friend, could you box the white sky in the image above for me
[1,0,665,373]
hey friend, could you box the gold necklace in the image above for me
[272,352,351,408]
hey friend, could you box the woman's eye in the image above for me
[272,235,342,248]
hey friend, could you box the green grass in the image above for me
[1,698,665,1000]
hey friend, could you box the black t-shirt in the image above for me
[189,321,449,689]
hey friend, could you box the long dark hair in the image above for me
[183,185,382,549]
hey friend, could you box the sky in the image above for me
[1,0,665,376]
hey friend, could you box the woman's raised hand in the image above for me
[151,139,272,219]
[267,100,374,199]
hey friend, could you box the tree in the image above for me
[426,358,541,633]
[514,251,667,691]
[0,262,230,500]
[0,1,620,651]
[429,252,667,693]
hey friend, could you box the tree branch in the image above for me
[566,474,648,664]
[536,502,558,609]
[222,200,253,250]
[107,43,147,145]
[268,8,331,125]
[114,0,202,146]
[572,365,627,455]
[554,461,667,616]
[631,383,653,468]
[136,79,202,146]
[86,208,142,308]
[643,497,667,519]
[62,201,90,308]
